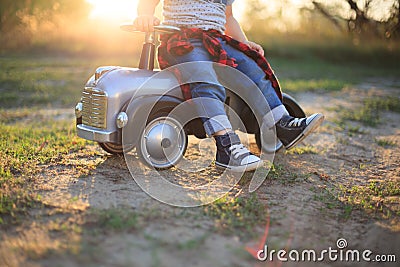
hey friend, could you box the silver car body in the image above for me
[76,66,183,144]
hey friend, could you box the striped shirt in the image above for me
[163,0,235,33]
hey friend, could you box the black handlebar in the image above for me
[120,23,180,70]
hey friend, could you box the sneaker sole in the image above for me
[215,159,262,172]
[285,114,325,150]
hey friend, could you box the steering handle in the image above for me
[120,24,181,34]
[121,23,180,70]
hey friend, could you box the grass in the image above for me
[375,138,397,147]
[335,123,367,138]
[258,34,399,66]
[0,116,87,222]
[311,186,354,220]
[203,193,267,236]
[311,169,400,220]
[339,97,400,127]
[282,78,347,93]
[87,208,139,232]
[266,163,284,180]
[1,29,399,267]
[177,234,209,250]
[261,37,400,93]
[1,37,399,108]
[0,57,84,108]
[338,180,400,218]
[0,55,138,108]
[285,145,319,155]
[263,162,313,185]
[313,187,341,210]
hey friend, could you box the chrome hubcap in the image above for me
[140,116,186,168]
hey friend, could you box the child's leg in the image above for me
[161,39,261,171]
[220,40,288,127]
[163,39,232,136]
[221,40,324,149]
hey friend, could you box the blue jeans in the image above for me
[162,38,288,136]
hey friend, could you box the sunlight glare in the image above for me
[86,0,139,21]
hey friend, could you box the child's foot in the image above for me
[276,113,324,150]
[214,132,261,172]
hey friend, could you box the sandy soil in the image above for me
[1,81,399,267]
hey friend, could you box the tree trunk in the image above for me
[312,1,345,33]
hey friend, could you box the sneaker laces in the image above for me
[229,144,250,159]
[288,117,306,127]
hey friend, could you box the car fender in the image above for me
[281,93,306,118]
[122,95,183,146]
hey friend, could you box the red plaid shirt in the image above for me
[158,28,282,100]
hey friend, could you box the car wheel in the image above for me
[138,112,188,169]
[98,142,124,155]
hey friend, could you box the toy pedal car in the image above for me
[75,24,306,169]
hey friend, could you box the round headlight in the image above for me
[75,102,83,118]
[116,112,128,128]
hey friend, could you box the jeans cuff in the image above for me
[262,105,289,128]
[203,115,233,136]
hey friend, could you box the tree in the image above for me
[0,0,90,33]
[0,0,90,51]
[385,0,400,38]
[311,0,400,39]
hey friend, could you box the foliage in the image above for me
[0,0,90,30]
[0,0,90,52]
[311,0,400,39]
[244,0,400,40]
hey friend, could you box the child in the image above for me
[133,0,324,172]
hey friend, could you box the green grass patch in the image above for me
[1,120,85,166]
[266,163,284,180]
[0,55,137,108]
[0,108,39,124]
[311,186,354,220]
[204,193,267,236]
[177,234,209,250]
[0,57,85,108]
[375,138,397,148]
[362,97,400,113]
[282,78,347,93]
[313,187,341,210]
[0,117,87,222]
[339,97,400,127]
[263,35,400,70]
[285,145,319,155]
[263,37,400,93]
[263,163,312,185]
[2,37,400,108]
[87,208,139,232]
[338,180,400,218]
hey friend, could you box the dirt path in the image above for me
[1,82,399,267]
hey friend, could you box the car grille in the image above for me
[81,87,107,129]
